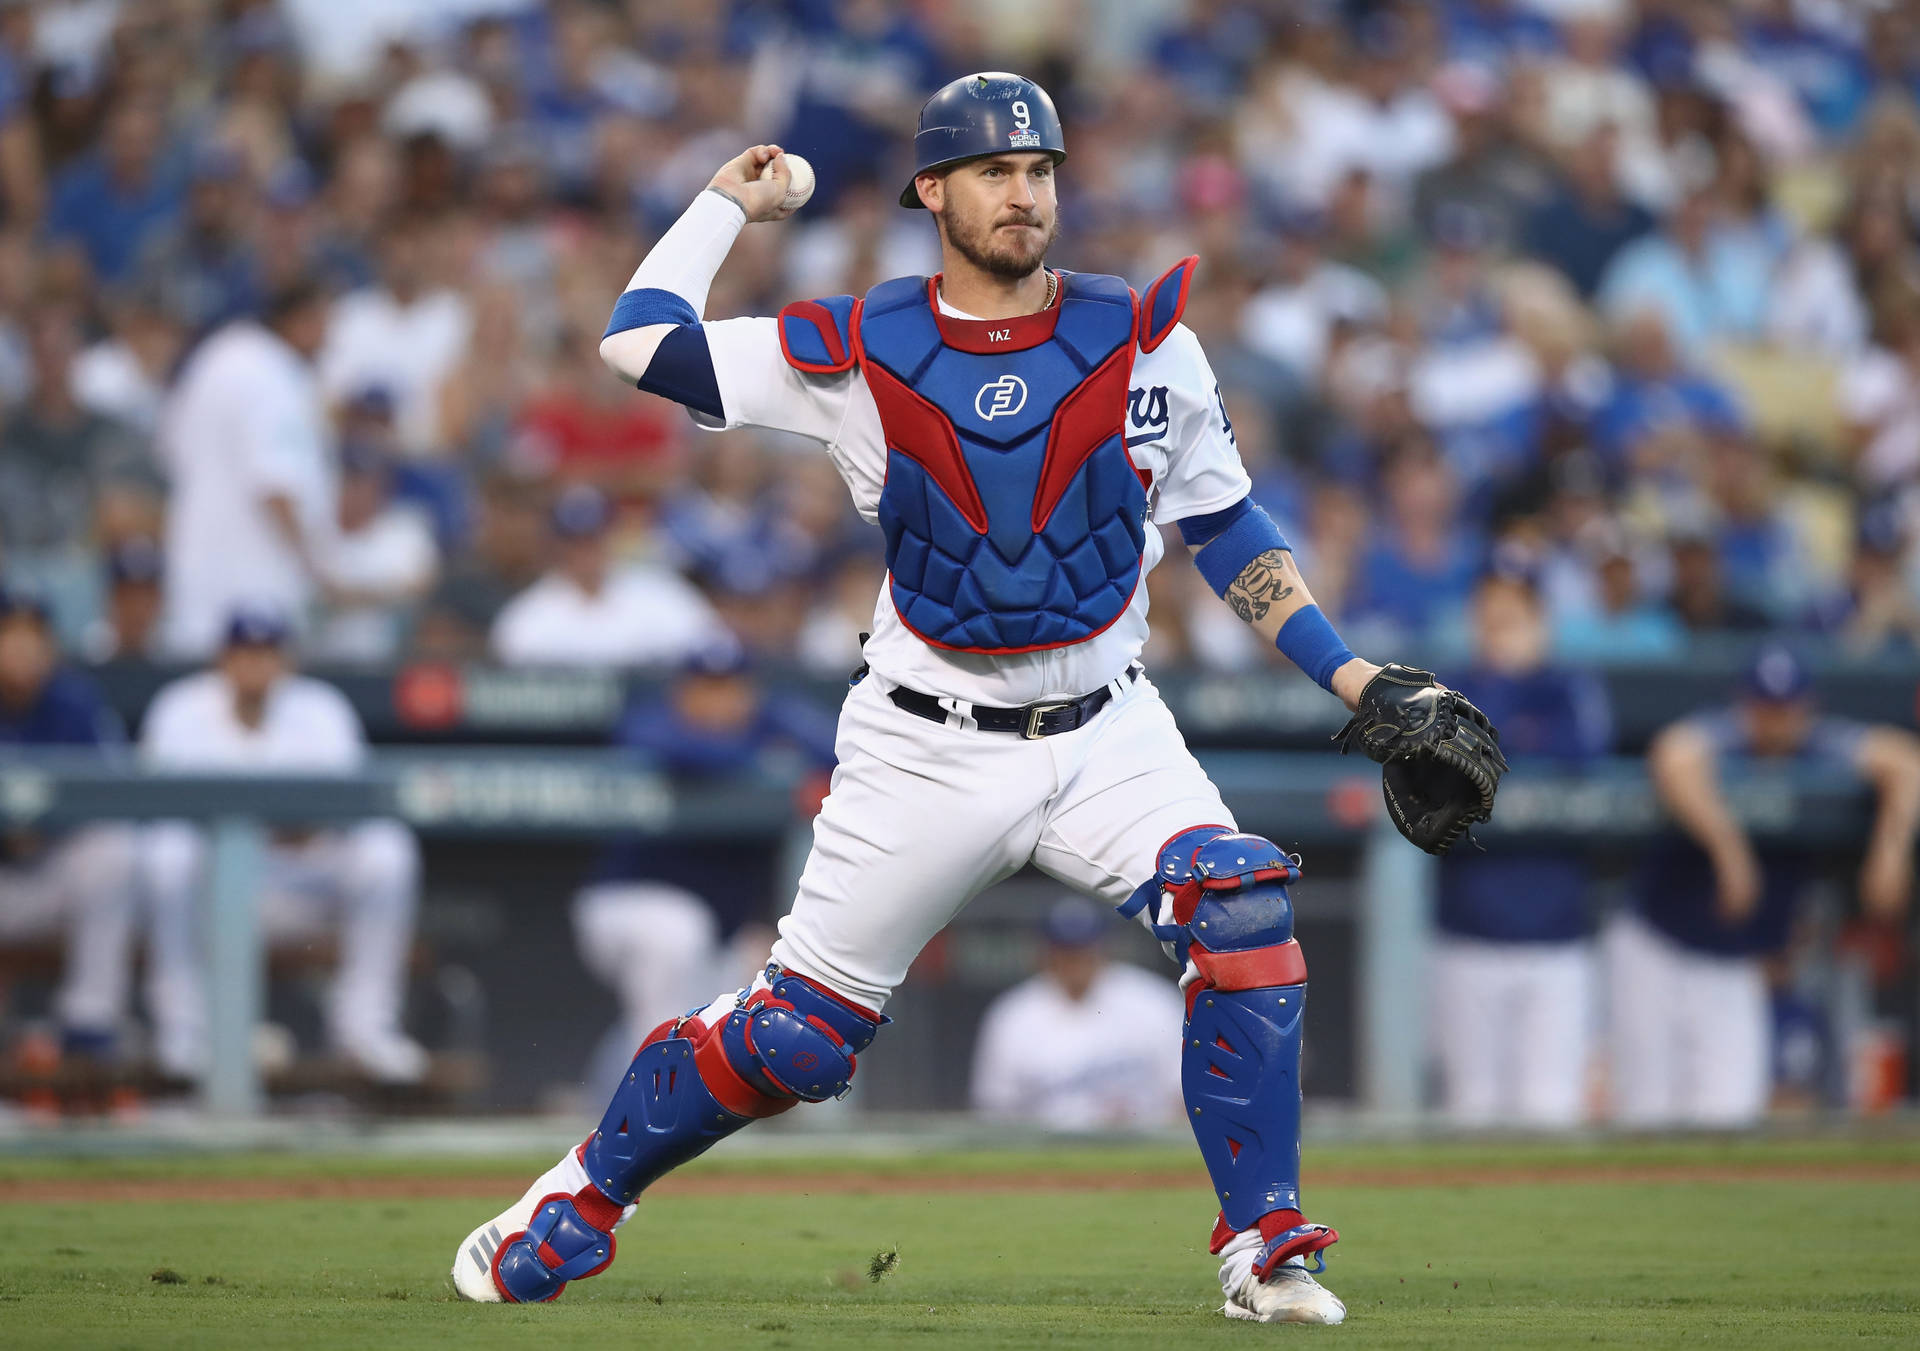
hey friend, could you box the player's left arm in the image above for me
[1183,523,1380,710]
[1854,724,1920,919]
[1141,325,1380,708]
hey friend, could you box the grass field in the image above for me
[2,1135,1918,1349]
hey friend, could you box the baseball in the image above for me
[762,152,815,211]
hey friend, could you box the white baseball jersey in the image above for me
[490,565,723,669]
[696,304,1250,706]
[158,322,337,658]
[141,670,365,773]
[970,960,1187,1129]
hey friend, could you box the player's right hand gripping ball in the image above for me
[1331,664,1508,855]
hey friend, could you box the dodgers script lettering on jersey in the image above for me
[694,258,1251,707]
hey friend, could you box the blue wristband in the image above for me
[1190,501,1292,597]
[603,287,698,340]
[1276,605,1356,694]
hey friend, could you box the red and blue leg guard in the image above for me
[1123,828,1339,1280]
[490,967,884,1303]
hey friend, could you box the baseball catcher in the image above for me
[451,72,1506,1324]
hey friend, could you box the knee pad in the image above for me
[1121,828,1304,1004]
[1122,828,1335,1278]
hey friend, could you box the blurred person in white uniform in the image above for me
[157,281,337,658]
[318,209,472,458]
[309,435,439,663]
[139,609,426,1083]
[490,483,722,668]
[970,897,1186,1131]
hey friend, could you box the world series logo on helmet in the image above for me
[976,374,1027,420]
[1007,97,1042,149]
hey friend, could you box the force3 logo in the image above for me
[975,373,1028,420]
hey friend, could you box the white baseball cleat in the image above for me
[450,1149,635,1303]
[1218,1234,1348,1326]
[452,1204,518,1303]
[1222,1262,1348,1324]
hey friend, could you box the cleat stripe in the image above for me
[468,1242,488,1271]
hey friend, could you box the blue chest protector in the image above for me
[781,268,1178,654]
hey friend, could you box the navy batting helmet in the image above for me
[900,72,1066,209]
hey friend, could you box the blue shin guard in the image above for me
[1125,829,1338,1279]
[491,968,884,1303]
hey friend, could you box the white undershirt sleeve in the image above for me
[597,190,854,445]
[598,190,748,381]
[626,189,747,315]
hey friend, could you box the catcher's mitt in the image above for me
[1331,664,1508,855]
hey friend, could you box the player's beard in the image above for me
[939,199,1059,281]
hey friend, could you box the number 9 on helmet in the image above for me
[900,72,1067,209]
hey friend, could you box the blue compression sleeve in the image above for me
[603,287,698,338]
[639,325,723,419]
[1276,605,1356,694]
[1191,501,1292,597]
[1177,495,1253,549]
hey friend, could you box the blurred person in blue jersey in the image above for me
[573,631,837,1089]
[970,896,1187,1131]
[1610,644,1920,1128]
[1430,568,1611,1127]
[0,590,138,1057]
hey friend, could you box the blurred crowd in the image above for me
[3,0,1920,1118]
[2,0,1920,673]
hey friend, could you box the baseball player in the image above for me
[1610,644,1920,1127]
[452,74,1506,1323]
[139,608,427,1084]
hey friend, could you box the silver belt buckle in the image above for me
[1023,701,1072,739]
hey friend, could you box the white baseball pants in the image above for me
[768,672,1234,1011]
[1604,908,1770,1128]
[1428,934,1593,1128]
[141,819,421,1075]
[0,825,139,1033]
[573,882,720,1044]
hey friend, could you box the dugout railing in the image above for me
[78,645,1920,753]
[0,749,1883,1120]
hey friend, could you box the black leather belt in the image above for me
[887,666,1140,739]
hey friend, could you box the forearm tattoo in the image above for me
[1225,549,1296,624]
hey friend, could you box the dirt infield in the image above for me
[8,1156,1920,1206]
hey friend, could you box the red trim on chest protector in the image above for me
[1031,310,1138,530]
[926,273,1062,352]
[858,347,991,534]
